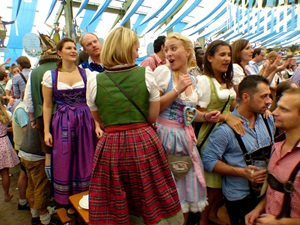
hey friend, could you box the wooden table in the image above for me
[69,191,89,224]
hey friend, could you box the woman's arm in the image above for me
[160,74,193,111]
[148,101,160,124]
[42,85,53,147]
[197,106,244,135]
[90,110,103,138]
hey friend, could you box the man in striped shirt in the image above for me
[245,88,300,225]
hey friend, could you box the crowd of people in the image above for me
[0,26,299,225]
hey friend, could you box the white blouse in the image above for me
[42,68,97,89]
[232,63,245,86]
[86,66,160,111]
[154,65,203,106]
[197,75,236,108]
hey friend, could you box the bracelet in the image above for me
[203,113,208,121]
[173,87,179,97]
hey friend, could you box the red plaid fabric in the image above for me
[89,126,182,225]
[266,140,300,217]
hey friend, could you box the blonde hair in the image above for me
[0,95,10,124]
[166,33,194,66]
[101,27,139,68]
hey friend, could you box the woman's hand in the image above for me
[44,132,53,147]
[263,109,272,119]
[225,115,245,136]
[176,74,193,93]
[95,126,103,139]
[245,208,261,225]
[205,110,220,122]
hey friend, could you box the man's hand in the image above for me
[256,214,278,225]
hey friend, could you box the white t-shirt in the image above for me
[5,79,12,92]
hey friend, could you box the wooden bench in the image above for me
[56,208,76,224]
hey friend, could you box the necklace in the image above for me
[60,67,77,73]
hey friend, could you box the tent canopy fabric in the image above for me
[0,0,299,65]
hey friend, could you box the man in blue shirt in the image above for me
[249,48,266,75]
[12,56,31,99]
[79,32,104,73]
[202,75,275,225]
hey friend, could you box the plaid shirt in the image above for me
[266,135,300,217]
[291,66,300,87]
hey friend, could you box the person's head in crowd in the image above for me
[269,80,298,111]
[252,47,266,63]
[0,71,9,83]
[154,36,166,53]
[232,39,253,67]
[194,46,204,69]
[165,32,194,74]
[79,32,102,62]
[272,88,300,132]
[10,64,20,75]
[76,50,89,66]
[56,37,77,69]
[238,75,272,114]
[101,27,139,68]
[16,56,31,70]
[204,40,233,88]
[285,55,297,71]
[267,51,278,64]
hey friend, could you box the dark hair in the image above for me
[204,40,233,88]
[16,56,31,69]
[194,46,202,52]
[252,48,262,58]
[76,50,89,66]
[238,75,269,99]
[0,71,8,81]
[56,37,76,69]
[153,36,166,53]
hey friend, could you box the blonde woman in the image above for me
[154,33,220,224]
[87,27,183,225]
[0,95,19,202]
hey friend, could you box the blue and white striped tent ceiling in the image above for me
[1,0,299,64]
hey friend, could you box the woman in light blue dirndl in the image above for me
[154,33,220,224]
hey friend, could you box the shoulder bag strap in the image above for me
[197,95,230,151]
[104,72,156,131]
[19,72,27,84]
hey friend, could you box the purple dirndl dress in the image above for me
[51,68,96,206]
